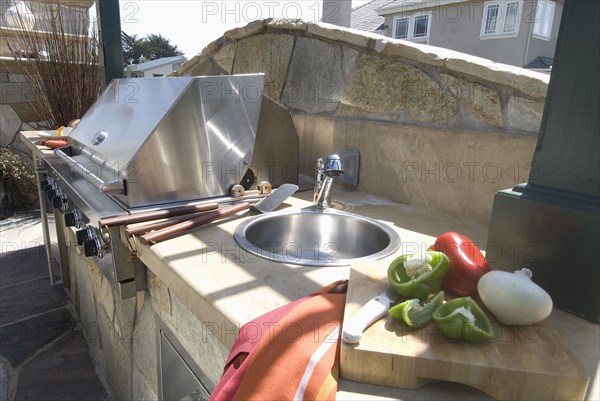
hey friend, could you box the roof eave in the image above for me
[377,0,468,16]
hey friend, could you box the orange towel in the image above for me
[209,280,348,401]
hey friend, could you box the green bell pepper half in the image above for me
[389,291,445,329]
[387,251,450,300]
[432,297,494,342]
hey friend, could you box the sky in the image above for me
[115,0,373,59]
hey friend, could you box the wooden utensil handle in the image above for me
[125,211,212,236]
[100,203,219,227]
[140,202,250,244]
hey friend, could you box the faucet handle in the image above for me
[324,154,343,177]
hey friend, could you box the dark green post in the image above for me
[96,0,124,86]
[487,0,600,322]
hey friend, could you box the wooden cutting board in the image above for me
[340,261,590,400]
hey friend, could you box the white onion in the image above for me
[477,268,553,325]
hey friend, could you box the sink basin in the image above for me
[233,208,401,266]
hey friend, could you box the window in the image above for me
[504,2,519,33]
[393,13,432,41]
[483,4,499,34]
[413,15,430,37]
[394,17,409,39]
[481,1,522,37]
[533,0,555,39]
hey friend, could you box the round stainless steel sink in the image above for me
[233,208,401,267]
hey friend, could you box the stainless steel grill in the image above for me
[23,74,299,299]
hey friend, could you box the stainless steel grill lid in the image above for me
[58,74,265,208]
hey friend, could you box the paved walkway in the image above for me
[0,211,110,401]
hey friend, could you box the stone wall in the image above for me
[0,105,40,157]
[64,227,227,400]
[174,19,547,134]
[173,19,545,225]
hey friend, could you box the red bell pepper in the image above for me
[428,232,490,297]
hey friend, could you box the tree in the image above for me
[121,32,143,64]
[121,32,183,65]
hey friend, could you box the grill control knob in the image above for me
[45,186,57,203]
[41,177,54,191]
[83,237,102,257]
[52,191,68,211]
[64,210,83,228]
[76,226,93,245]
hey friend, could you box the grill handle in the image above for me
[140,202,251,245]
[54,147,126,196]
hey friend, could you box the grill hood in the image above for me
[60,74,265,208]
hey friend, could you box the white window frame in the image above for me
[480,0,523,39]
[532,0,555,40]
[392,12,432,42]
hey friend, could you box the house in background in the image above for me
[1,0,94,122]
[351,0,563,70]
[124,55,186,78]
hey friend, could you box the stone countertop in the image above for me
[127,187,599,401]
[20,131,597,400]
[129,187,489,348]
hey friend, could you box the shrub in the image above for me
[0,148,37,219]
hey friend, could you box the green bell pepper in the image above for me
[388,251,450,300]
[432,297,494,342]
[389,291,445,329]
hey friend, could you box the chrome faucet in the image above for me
[313,154,344,209]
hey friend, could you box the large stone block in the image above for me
[132,292,158,394]
[224,20,266,41]
[440,74,503,128]
[71,254,100,352]
[339,53,457,124]
[97,306,132,401]
[171,55,217,77]
[201,37,224,58]
[342,47,359,84]
[445,54,549,99]
[147,270,171,320]
[374,38,451,67]
[282,37,347,113]
[132,365,158,401]
[233,34,294,101]
[0,105,21,147]
[113,294,137,343]
[213,43,237,74]
[67,246,105,371]
[100,276,115,323]
[265,18,308,31]
[165,293,228,389]
[86,260,103,308]
[307,22,378,48]
[506,96,545,133]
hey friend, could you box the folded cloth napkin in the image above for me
[209,280,348,401]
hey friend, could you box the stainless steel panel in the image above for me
[66,75,265,208]
[125,75,264,207]
[156,317,212,401]
[36,156,139,298]
[68,78,193,168]
[252,95,299,187]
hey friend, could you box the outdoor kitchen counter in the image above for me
[128,187,599,401]
[19,132,597,400]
